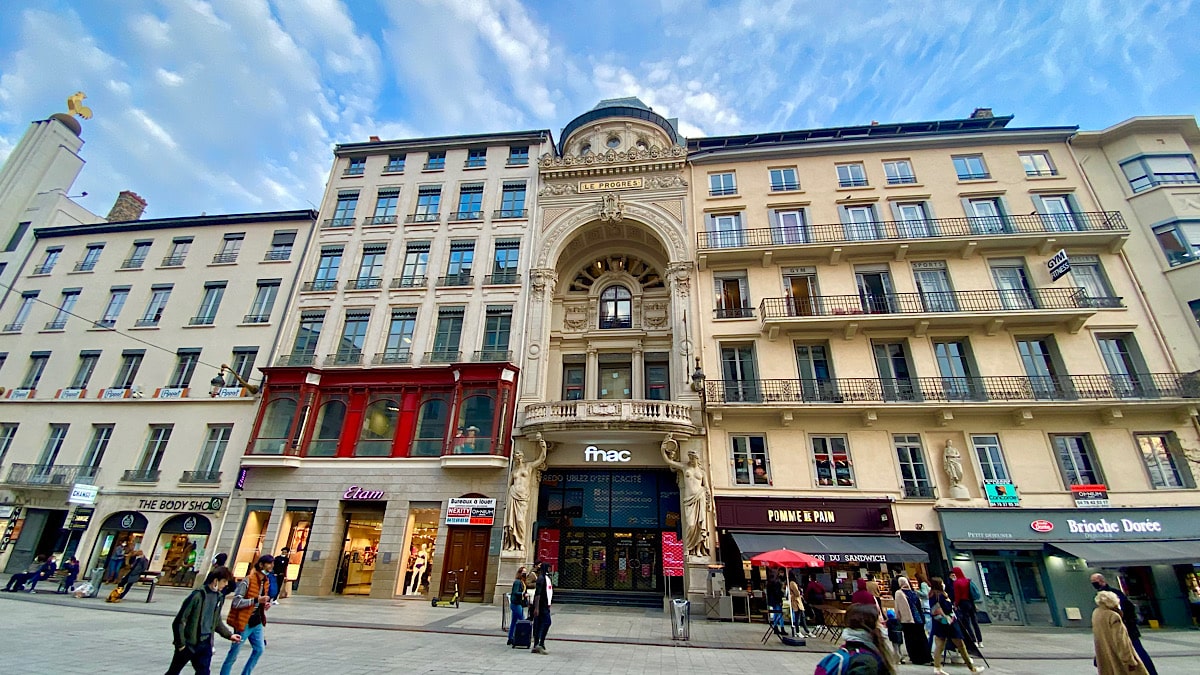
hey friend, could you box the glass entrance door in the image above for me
[786,274,817,316]
[976,559,1022,625]
[1013,560,1053,625]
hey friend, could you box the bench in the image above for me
[130,572,161,603]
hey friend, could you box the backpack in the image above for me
[814,645,884,675]
[969,580,982,602]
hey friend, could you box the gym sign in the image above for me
[584,445,631,463]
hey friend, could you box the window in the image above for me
[307,395,346,456]
[425,151,446,170]
[1036,195,1078,232]
[507,146,529,166]
[721,344,760,402]
[645,353,670,400]
[490,239,520,283]
[83,425,113,468]
[253,394,299,454]
[7,291,37,331]
[266,230,296,260]
[843,205,880,240]
[246,279,280,323]
[4,221,30,252]
[163,238,191,266]
[952,154,990,180]
[895,434,934,498]
[769,167,799,191]
[353,244,386,289]
[413,186,441,222]
[385,154,406,173]
[0,423,16,465]
[912,260,956,312]
[794,342,834,401]
[123,241,152,268]
[311,246,342,290]
[191,282,225,325]
[137,425,173,472]
[883,159,916,184]
[368,188,399,225]
[1019,151,1057,177]
[291,312,324,360]
[411,395,449,456]
[732,435,771,485]
[895,201,933,239]
[33,247,62,274]
[454,184,484,220]
[97,287,128,328]
[967,198,1008,234]
[1052,434,1104,487]
[709,172,736,196]
[773,209,808,244]
[1136,433,1193,489]
[442,241,474,285]
[1153,220,1200,267]
[47,288,79,329]
[836,163,868,187]
[77,243,104,271]
[138,285,173,326]
[562,359,585,400]
[480,305,512,359]
[872,340,918,401]
[196,425,232,474]
[38,424,69,466]
[357,397,399,456]
[1190,299,1200,327]
[345,156,365,176]
[599,285,632,329]
[455,390,496,455]
[972,434,1010,481]
[431,307,464,362]
[812,435,854,486]
[499,182,526,217]
[1070,256,1115,305]
[708,212,744,248]
[1017,337,1065,398]
[227,348,258,387]
[465,148,487,168]
[714,273,751,318]
[1097,334,1148,396]
[21,352,50,389]
[382,308,416,362]
[335,310,370,363]
[70,351,101,389]
[330,191,358,228]
[398,242,430,286]
[990,259,1034,309]
[113,350,144,389]
[214,233,243,263]
[168,349,201,388]
[598,353,632,400]
[1121,155,1199,192]
[933,339,979,400]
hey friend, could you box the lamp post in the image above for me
[689,358,706,392]
[209,364,259,397]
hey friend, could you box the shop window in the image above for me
[1136,432,1194,489]
[971,434,1010,481]
[306,396,347,457]
[453,391,495,455]
[894,434,934,499]
[233,501,273,578]
[1050,434,1104,487]
[336,510,383,595]
[276,504,315,593]
[357,397,399,457]
[410,396,449,457]
[154,514,213,587]
[399,504,441,596]
[253,395,298,455]
[812,435,854,487]
[732,435,771,485]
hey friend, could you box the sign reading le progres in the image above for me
[579,177,643,192]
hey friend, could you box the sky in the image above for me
[0,0,1197,219]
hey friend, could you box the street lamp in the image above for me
[690,357,706,392]
[209,364,259,397]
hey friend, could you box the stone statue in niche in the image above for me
[503,433,548,552]
[661,434,711,558]
[944,439,970,500]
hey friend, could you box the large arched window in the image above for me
[252,395,298,455]
[453,392,496,455]
[410,396,449,457]
[305,396,347,457]
[356,397,399,456]
[599,285,632,329]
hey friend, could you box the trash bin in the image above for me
[86,566,105,598]
[670,598,690,641]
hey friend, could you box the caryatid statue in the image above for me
[503,432,548,552]
[661,434,711,558]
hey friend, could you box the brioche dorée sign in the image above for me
[343,486,385,500]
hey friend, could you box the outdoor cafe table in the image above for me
[812,604,848,641]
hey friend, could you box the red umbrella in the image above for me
[750,548,824,568]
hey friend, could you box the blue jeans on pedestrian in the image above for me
[507,604,524,643]
[220,624,264,675]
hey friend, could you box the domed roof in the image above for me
[50,113,82,136]
[559,97,681,154]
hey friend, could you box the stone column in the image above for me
[586,347,599,400]
[631,346,644,399]
[520,269,558,401]
[665,261,701,406]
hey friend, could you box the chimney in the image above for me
[107,190,147,222]
[369,135,380,142]
[970,107,994,120]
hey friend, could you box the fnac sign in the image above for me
[584,445,631,463]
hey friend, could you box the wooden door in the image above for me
[441,527,491,601]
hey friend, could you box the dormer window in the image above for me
[599,286,632,329]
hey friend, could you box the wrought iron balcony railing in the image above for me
[44,319,68,330]
[405,213,440,224]
[450,211,483,221]
[211,252,239,264]
[32,264,55,275]
[2,463,98,486]
[485,272,519,285]
[703,373,1200,404]
[180,469,221,484]
[424,350,461,364]
[302,279,338,292]
[838,177,869,187]
[715,306,755,319]
[363,215,397,226]
[904,484,938,500]
[346,277,382,290]
[423,160,446,171]
[120,257,146,269]
[275,353,316,366]
[322,217,356,229]
[437,274,474,287]
[506,157,529,166]
[73,260,97,272]
[121,468,161,483]
[697,211,1127,250]
[243,313,271,324]
[134,318,161,327]
[372,350,412,365]
[188,315,216,326]
[263,248,292,261]
[390,276,428,289]
[886,175,919,185]
[493,209,528,219]
[770,181,801,191]
[161,255,186,267]
[759,288,1119,319]
[326,351,364,366]
[2,322,23,332]
[473,349,512,362]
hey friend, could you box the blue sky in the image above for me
[0,0,1197,219]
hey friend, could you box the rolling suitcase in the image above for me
[510,619,534,649]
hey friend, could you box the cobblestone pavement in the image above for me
[2,589,1198,674]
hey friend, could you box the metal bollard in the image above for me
[501,593,510,631]
[671,598,690,641]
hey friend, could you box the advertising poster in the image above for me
[983,480,1021,507]
[661,531,685,577]
[536,528,560,573]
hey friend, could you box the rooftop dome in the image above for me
[559,97,682,154]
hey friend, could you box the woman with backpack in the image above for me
[950,566,984,646]
[929,577,983,674]
[813,603,896,675]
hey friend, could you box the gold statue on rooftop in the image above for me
[67,92,93,120]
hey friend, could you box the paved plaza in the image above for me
[1,587,1198,673]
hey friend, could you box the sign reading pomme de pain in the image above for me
[579,177,643,192]
[767,508,837,524]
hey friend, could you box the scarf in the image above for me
[842,627,875,646]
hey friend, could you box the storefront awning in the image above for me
[1050,540,1200,567]
[731,533,928,563]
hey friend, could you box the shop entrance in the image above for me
[90,511,148,582]
[3,508,67,573]
[275,504,314,594]
[976,556,1052,625]
[441,526,490,601]
[333,507,383,595]
[559,529,661,592]
[153,514,212,587]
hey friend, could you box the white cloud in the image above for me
[155,68,184,87]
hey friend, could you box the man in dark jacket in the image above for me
[530,562,553,655]
[117,549,149,600]
[27,554,58,593]
[1092,573,1157,675]
[167,568,240,674]
[270,548,289,601]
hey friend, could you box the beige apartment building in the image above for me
[0,208,316,588]
[686,111,1200,627]
[224,130,552,600]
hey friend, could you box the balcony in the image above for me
[2,322,23,332]
[390,276,428,289]
[715,306,755,319]
[32,264,55,275]
[134,318,161,327]
[904,485,938,500]
[211,252,239,264]
[121,469,161,483]
[424,350,461,364]
[703,372,1200,406]
[437,274,474,287]
[886,175,919,185]
[326,351,364,366]
[161,255,186,267]
[346,277,382,290]
[372,350,412,365]
[424,160,446,171]
[464,158,487,169]
[43,319,67,330]
[449,210,483,221]
[188,315,216,326]
[119,257,146,270]
[493,209,528,219]
[263,248,292,261]
[363,215,397,226]
[275,353,316,366]
[344,165,365,176]
[695,211,1128,266]
[757,288,1116,339]
[405,213,440,224]
[73,260,97,272]
[2,463,98,487]
[322,217,356,229]
[93,319,116,329]
[524,399,697,434]
[770,181,801,192]
[838,177,869,188]
[506,157,529,167]
[473,349,512,363]
[180,469,221,484]
[485,272,519,285]
[243,313,271,324]
[301,279,338,292]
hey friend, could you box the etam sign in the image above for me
[584,445,631,463]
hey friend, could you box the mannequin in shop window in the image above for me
[406,544,429,595]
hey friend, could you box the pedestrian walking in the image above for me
[851,578,877,606]
[892,576,932,665]
[530,562,553,655]
[806,573,828,626]
[788,571,810,637]
[113,550,149,601]
[270,548,289,601]
[1091,573,1157,675]
[913,571,933,637]
[166,568,241,674]
[58,556,80,594]
[219,555,274,675]
[950,566,984,645]
[814,603,896,675]
[211,553,234,597]
[1093,590,1150,675]
[105,540,128,583]
[506,566,527,646]
[766,569,785,634]
[929,577,983,674]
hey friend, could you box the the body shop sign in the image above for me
[446,498,496,526]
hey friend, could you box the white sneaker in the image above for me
[971,667,986,673]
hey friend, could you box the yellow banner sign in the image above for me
[579,177,643,192]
